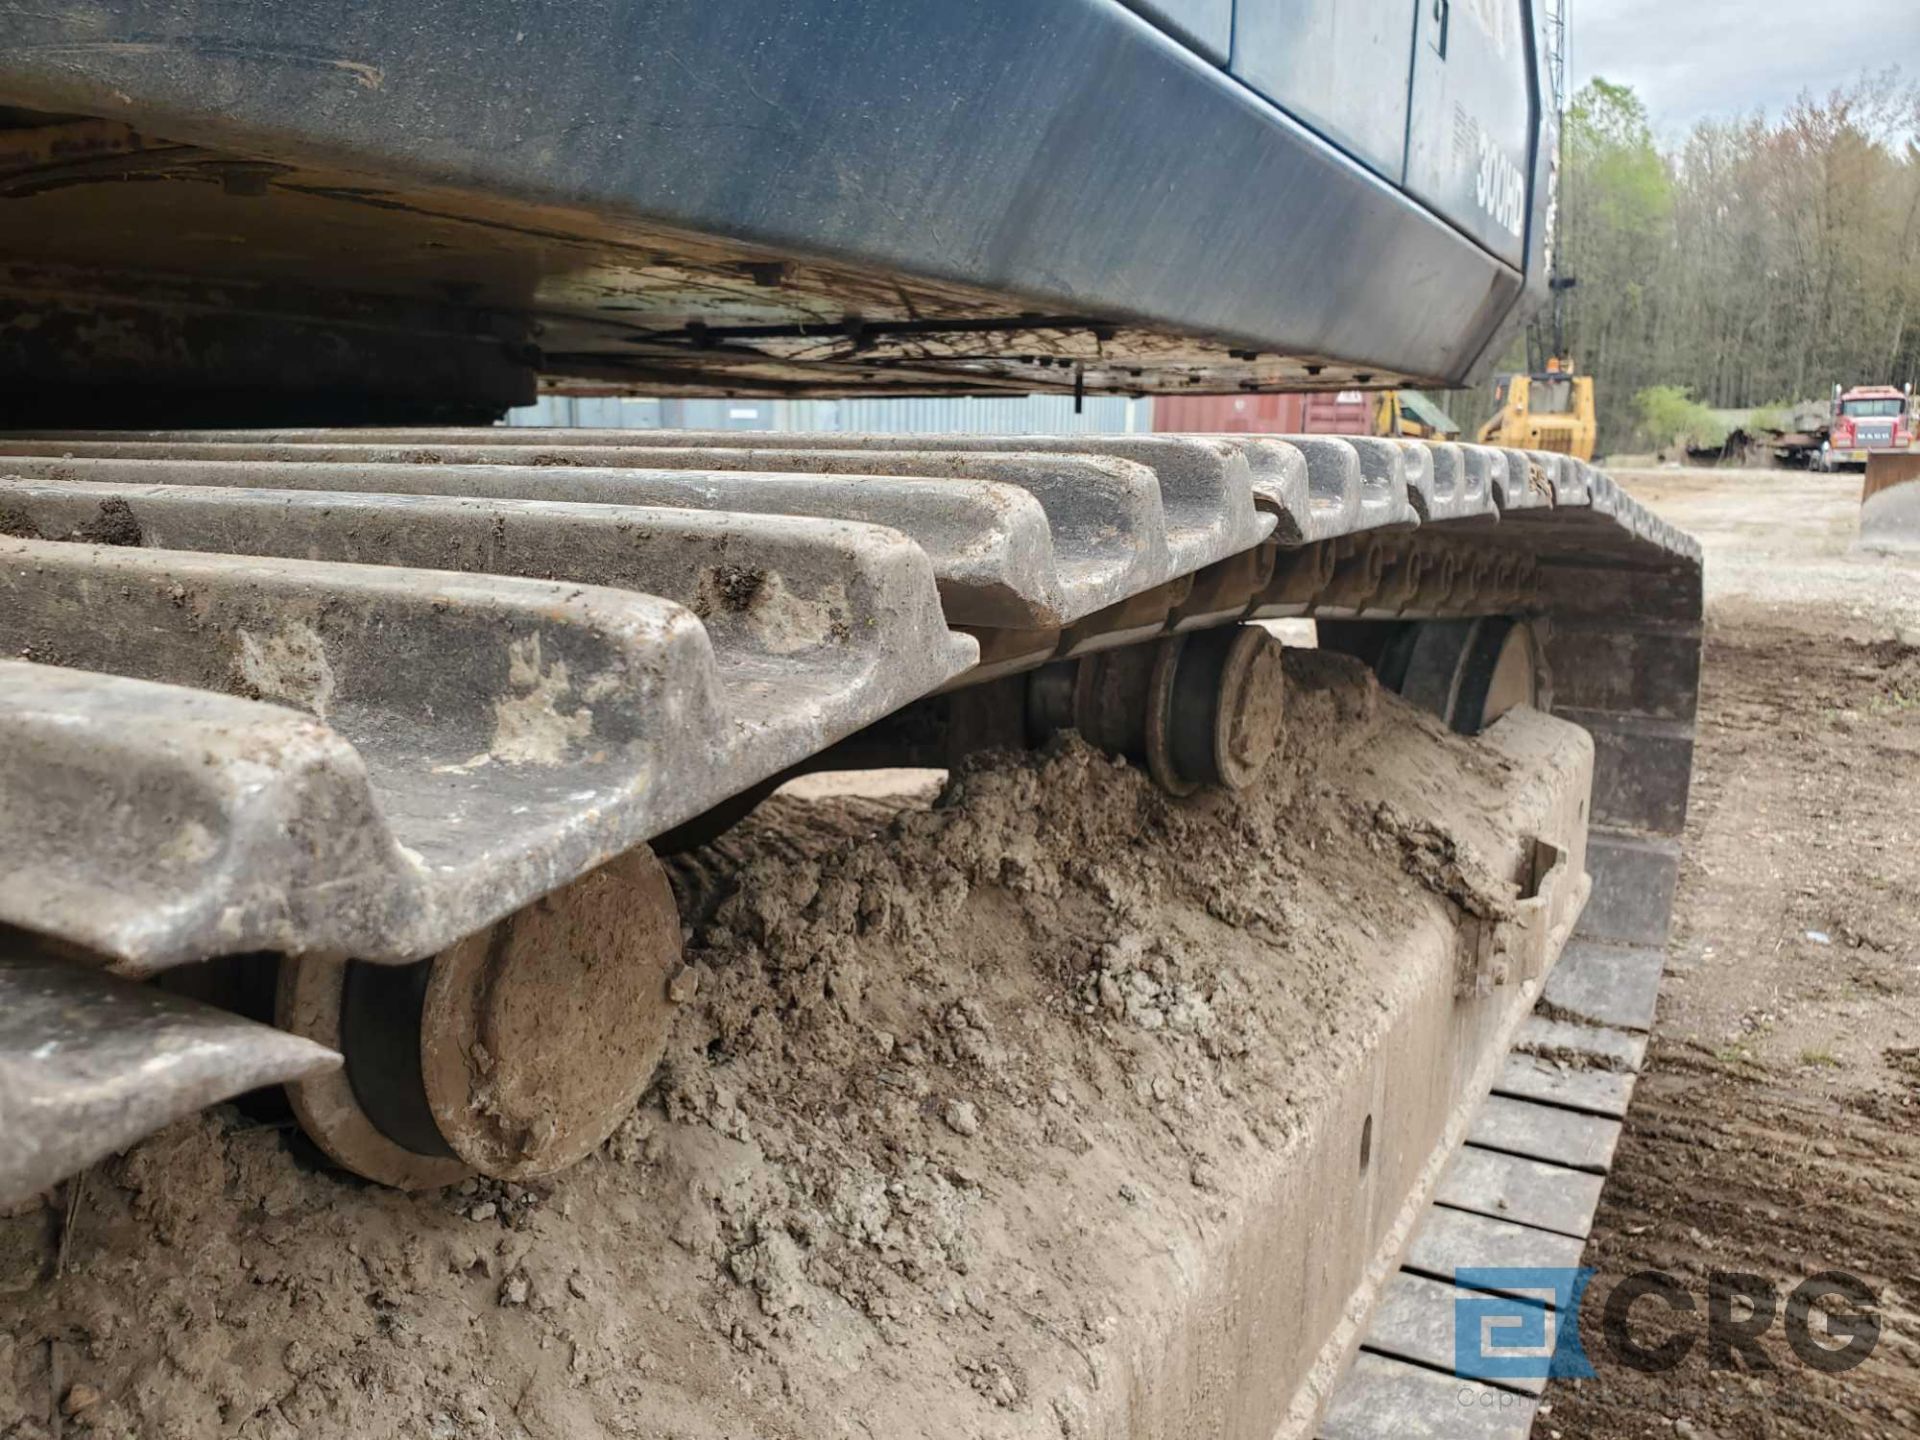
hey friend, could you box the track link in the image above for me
[0,428,1701,1217]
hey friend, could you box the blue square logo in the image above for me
[1454,1267,1596,1380]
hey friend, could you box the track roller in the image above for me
[277,847,683,1188]
[1032,624,1287,795]
[1358,616,1550,735]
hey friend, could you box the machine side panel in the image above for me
[0,0,1532,387]
[1120,0,1235,62]
[1230,0,1421,181]
[1404,0,1538,268]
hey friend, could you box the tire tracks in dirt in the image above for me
[1543,611,1920,1439]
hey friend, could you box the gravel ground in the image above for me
[1535,467,1920,1439]
[1608,467,1920,635]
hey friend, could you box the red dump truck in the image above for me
[1813,383,1916,470]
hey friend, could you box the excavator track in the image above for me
[0,428,1701,1435]
[0,427,1698,1176]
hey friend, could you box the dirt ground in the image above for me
[1537,468,1920,1439]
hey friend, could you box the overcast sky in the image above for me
[1572,0,1920,134]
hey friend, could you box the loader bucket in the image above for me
[1859,451,1920,553]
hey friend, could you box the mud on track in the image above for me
[0,652,1549,1440]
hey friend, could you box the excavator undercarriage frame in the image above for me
[1,426,1699,1181]
[0,426,1700,1437]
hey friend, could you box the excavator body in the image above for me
[0,5,1699,1435]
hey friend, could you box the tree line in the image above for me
[1448,70,1920,456]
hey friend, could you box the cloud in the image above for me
[1572,0,1919,133]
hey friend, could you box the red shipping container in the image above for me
[1153,391,1374,434]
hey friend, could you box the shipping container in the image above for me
[509,393,1145,435]
[1152,391,1375,434]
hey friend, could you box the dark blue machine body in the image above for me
[0,0,1553,418]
